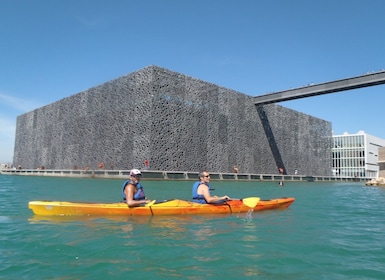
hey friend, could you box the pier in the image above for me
[0,169,366,183]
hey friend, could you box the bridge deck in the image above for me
[254,71,385,105]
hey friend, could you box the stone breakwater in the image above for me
[365,177,385,186]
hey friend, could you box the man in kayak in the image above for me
[192,171,230,204]
[122,169,151,207]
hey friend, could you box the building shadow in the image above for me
[256,105,286,174]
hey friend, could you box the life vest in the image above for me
[121,180,146,201]
[192,181,213,204]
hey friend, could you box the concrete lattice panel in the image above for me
[14,65,332,175]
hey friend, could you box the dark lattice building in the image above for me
[14,65,332,175]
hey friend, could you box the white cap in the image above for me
[130,169,142,176]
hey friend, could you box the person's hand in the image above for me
[222,195,230,200]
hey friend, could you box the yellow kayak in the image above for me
[28,197,295,216]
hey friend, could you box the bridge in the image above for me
[254,71,385,105]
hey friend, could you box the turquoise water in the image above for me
[1,175,385,279]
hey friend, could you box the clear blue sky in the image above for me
[1,0,385,163]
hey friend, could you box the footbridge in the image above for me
[254,71,385,105]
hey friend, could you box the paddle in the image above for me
[229,197,260,208]
[145,198,260,208]
[145,200,156,207]
[242,197,260,208]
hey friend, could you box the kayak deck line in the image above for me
[28,197,295,216]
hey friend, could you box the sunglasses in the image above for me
[204,175,210,178]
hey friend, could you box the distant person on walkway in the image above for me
[98,162,105,169]
[233,165,239,173]
[122,169,151,207]
[192,171,230,204]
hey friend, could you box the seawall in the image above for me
[0,169,366,183]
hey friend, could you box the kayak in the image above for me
[28,197,295,216]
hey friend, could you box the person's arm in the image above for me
[124,184,150,206]
[199,184,229,203]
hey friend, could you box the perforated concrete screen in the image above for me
[14,66,332,175]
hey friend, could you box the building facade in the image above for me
[332,131,385,178]
[14,66,332,175]
[378,146,385,178]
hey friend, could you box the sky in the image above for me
[1,0,385,163]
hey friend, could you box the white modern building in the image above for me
[378,146,385,178]
[332,131,385,178]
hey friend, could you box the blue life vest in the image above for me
[121,180,146,201]
[192,181,213,204]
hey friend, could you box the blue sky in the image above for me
[1,0,385,163]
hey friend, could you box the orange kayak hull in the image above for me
[28,197,295,216]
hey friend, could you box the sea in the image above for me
[1,175,385,279]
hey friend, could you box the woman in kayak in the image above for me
[122,169,151,207]
[192,171,230,204]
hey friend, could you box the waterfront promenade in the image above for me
[0,168,366,183]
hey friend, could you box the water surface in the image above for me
[1,175,384,279]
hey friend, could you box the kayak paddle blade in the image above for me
[242,197,260,208]
[146,200,156,207]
